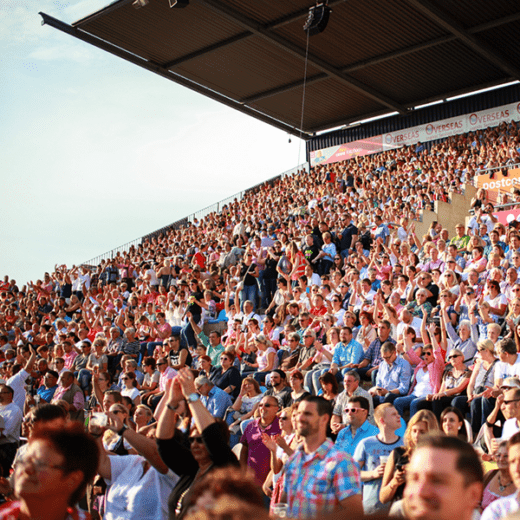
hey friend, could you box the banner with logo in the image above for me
[474,168,520,204]
[310,136,384,167]
[493,207,520,227]
[310,100,520,167]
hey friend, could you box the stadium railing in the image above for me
[81,163,309,267]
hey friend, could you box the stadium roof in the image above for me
[40,0,520,138]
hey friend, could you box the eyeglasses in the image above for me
[18,456,66,473]
[188,436,204,444]
[421,352,433,358]
[345,407,364,414]
[448,354,461,360]
[503,399,520,405]
[121,377,129,380]
[259,403,276,408]
[279,416,289,420]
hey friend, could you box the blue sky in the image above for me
[0,0,305,286]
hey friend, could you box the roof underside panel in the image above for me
[173,37,322,101]
[350,40,506,105]
[51,0,520,135]
[75,1,247,65]
[250,78,384,130]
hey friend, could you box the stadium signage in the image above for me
[476,168,520,193]
[310,101,520,167]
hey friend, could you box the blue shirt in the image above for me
[363,337,396,369]
[201,385,232,419]
[332,339,363,367]
[336,420,378,457]
[37,384,58,403]
[375,356,411,395]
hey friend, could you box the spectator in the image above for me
[283,396,362,518]
[239,395,281,488]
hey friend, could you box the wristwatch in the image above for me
[188,392,200,403]
[117,423,128,437]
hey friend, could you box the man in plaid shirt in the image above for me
[282,396,362,519]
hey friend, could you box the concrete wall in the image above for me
[413,183,477,239]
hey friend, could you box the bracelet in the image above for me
[485,420,495,428]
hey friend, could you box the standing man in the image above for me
[332,370,374,434]
[335,396,378,456]
[240,395,281,488]
[283,396,362,519]
[0,384,23,477]
[354,403,404,515]
[190,315,224,368]
[404,435,483,520]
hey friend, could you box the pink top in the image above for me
[407,345,444,395]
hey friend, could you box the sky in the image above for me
[0,0,305,287]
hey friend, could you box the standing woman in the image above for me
[156,368,238,520]
[287,242,307,288]
[183,280,204,349]
[239,251,260,312]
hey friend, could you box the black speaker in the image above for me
[169,0,189,7]
[304,4,331,36]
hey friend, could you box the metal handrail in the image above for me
[81,163,309,265]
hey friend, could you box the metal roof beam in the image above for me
[198,0,407,115]
[242,11,520,105]
[161,0,347,70]
[38,12,309,138]
[162,32,251,69]
[406,0,520,82]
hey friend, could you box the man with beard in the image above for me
[282,396,362,519]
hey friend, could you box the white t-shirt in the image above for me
[495,355,520,384]
[105,455,178,520]
[502,418,520,441]
[7,369,29,411]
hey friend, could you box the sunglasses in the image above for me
[448,354,461,360]
[188,436,204,444]
[503,399,520,405]
[345,407,364,413]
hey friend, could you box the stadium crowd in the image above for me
[2,121,520,519]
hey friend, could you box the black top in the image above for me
[212,366,242,399]
[156,422,238,520]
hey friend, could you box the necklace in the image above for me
[498,473,514,492]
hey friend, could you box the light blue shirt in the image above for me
[336,420,378,457]
[200,385,232,419]
[332,339,363,367]
[375,356,411,395]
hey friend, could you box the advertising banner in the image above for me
[493,207,520,227]
[310,136,384,167]
[475,168,520,203]
[310,100,520,167]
